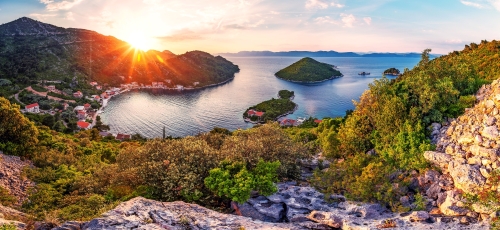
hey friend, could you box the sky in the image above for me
[0,0,499,54]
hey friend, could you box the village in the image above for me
[18,80,195,141]
[245,109,322,127]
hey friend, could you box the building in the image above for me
[25,103,40,113]
[152,82,158,87]
[84,103,91,110]
[247,109,264,118]
[77,121,91,130]
[47,85,56,91]
[96,86,102,90]
[74,106,85,111]
[101,93,109,99]
[116,133,131,141]
[193,82,200,86]
[73,91,83,98]
[63,103,69,110]
[314,119,322,124]
[77,110,87,120]
[90,82,98,86]
[158,82,164,87]
[280,118,297,127]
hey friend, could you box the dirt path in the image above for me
[24,86,76,103]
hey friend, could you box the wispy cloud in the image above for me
[341,13,356,27]
[314,16,338,24]
[65,12,75,21]
[39,0,84,11]
[29,13,57,21]
[488,0,500,11]
[157,29,203,42]
[460,0,485,8]
[445,39,463,44]
[305,0,329,9]
[331,1,344,8]
[363,17,372,25]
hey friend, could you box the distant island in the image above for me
[383,68,401,76]
[219,50,441,58]
[243,90,297,123]
[275,57,342,83]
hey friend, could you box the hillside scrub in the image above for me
[312,41,500,208]
[275,57,342,82]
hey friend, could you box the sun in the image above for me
[125,33,151,51]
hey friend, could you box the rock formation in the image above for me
[0,153,34,206]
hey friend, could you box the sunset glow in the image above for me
[1,1,500,54]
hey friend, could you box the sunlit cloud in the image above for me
[306,0,329,9]
[314,16,338,24]
[460,0,485,8]
[331,1,345,8]
[341,13,356,27]
[39,0,84,11]
[488,0,500,11]
[65,12,75,21]
[446,39,463,44]
[270,11,280,15]
[29,13,57,21]
[157,29,203,42]
[363,17,372,25]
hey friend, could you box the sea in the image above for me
[100,56,421,138]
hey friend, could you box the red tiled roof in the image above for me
[78,110,86,115]
[248,110,256,116]
[25,103,39,109]
[314,119,322,123]
[77,121,91,129]
[116,133,131,140]
[255,111,264,117]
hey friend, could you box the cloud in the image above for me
[65,12,75,21]
[445,39,463,44]
[363,17,372,25]
[39,0,84,11]
[488,0,500,11]
[223,19,265,30]
[314,16,338,24]
[29,13,57,21]
[306,0,329,9]
[341,13,356,27]
[460,0,485,8]
[157,29,203,42]
[331,2,344,8]
[270,11,280,15]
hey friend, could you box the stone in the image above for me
[426,182,442,199]
[458,134,475,145]
[469,145,497,158]
[485,100,495,109]
[429,208,442,215]
[460,216,469,224]
[472,203,500,214]
[482,126,499,140]
[306,211,343,228]
[449,163,486,193]
[468,156,482,165]
[486,117,497,126]
[482,159,492,166]
[475,135,483,143]
[480,168,491,178]
[252,203,285,222]
[493,161,500,169]
[439,190,469,216]
[407,211,430,222]
[400,196,410,207]
[424,151,452,170]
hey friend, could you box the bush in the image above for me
[204,160,280,203]
[0,186,16,207]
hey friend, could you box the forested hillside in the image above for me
[312,40,500,207]
[0,17,239,88]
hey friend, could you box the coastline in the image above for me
[275,74,343,84]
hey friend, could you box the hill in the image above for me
[0,17,239,88]
[275,57,342,82]
[219,50,441,58]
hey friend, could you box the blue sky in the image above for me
[0,0,499,54]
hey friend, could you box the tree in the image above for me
[204,160,280,203]
[42,115,55,128]
[52,121,66,132]
[0,97,39,156]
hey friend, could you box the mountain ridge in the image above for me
[0,17,239,88]
[219,50,441,58]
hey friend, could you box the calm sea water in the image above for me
[100,57,421,138]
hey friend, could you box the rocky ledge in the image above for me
[424,79,500,218]
[48,183,488,230]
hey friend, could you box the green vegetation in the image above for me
[0,224,16,230]
[0,186,16,207]
[278,90,294,99]
[30,85,48,92]
[310,40,500,209]
[244,98,296,122]
[383,67,400,75]
[204,160,280,203]
[275,57,342,82]
[0,98,309,221]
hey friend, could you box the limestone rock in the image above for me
[438,190,469,216]
[482,126,499,140]
[424,151,452,170]
[448,163,486,193]
[306,211,342,228]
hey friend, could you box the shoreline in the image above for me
[275,74,343,84]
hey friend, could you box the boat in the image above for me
[358,72,371,75]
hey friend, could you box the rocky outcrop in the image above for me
[425,79,500,216]
[0,204,28,229]
[0,153,34,206]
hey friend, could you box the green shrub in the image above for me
[0,186,16,207]
[204,160,280,203]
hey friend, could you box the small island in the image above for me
[243,90,297,123]
[275,57,343,83]
[383,67,401,76]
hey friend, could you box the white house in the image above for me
[25,103,40,113]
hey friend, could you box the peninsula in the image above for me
[275,57,342,83]
[243,90,297,123]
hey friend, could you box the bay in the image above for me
[100,56,421,138]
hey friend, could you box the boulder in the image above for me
[424,151,453,170]
[406,211,430,222]
[482,126,499,140]
[306,211,343,228]
[448,163,486,193]
[438,190,469,216]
